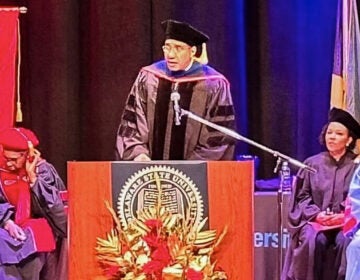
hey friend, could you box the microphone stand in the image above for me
[171,83,181,126]
[180,108,316,173]
[274,158,288,280]
[179,108,316,279]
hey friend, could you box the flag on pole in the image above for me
[331,0,360,121]
[332,1,360,237]
[331,0,360,155]
[0,8,20,130]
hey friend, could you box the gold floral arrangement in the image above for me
[95,172,228,280]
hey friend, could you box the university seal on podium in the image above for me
[117,165,204,228]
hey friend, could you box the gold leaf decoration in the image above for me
[96,172,227,280]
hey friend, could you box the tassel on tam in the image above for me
[194,43,209,65]
[16,17,23,123]
[16,101,22,122]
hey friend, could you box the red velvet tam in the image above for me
[0,127,39,151]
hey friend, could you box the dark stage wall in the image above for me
[0,0,339,181]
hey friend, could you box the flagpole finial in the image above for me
[19,7,27,14]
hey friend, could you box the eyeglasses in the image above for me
[162,44,191,54]
[3,152,26,163]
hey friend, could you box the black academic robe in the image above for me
[282,151,357,280]
[116,60,236,161]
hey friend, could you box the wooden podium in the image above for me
[68,161,254,279]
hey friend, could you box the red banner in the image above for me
[0,8,19,130]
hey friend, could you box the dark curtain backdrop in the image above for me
[0,0,338,181]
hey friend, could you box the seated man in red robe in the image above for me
[0,127,67,280]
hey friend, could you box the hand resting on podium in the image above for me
[134,153,151,161]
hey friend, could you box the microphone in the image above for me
[170,89,181,126]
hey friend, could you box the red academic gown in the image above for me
[0,159,67,279]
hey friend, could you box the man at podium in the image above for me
[115,19,236,161]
